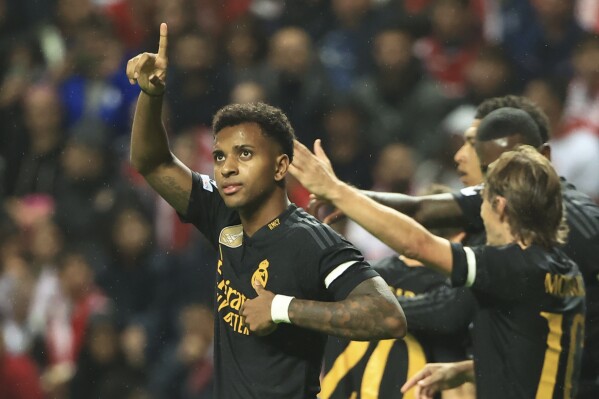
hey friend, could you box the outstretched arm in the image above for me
[127,23,192,215]
[241,276,406,340]
[304,140,465,228]
[362,191,465,229]
[290,140,454,276]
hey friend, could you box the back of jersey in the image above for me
[469,245,585,399]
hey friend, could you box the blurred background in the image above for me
[1,0,599,398]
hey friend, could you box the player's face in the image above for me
[454,119,484,187]
[213,123,284,211]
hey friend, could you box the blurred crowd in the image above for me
[1,0,599,398]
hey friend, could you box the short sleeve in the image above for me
[452,185,484,234]
[450,242,531,302]
[318,242,379,301]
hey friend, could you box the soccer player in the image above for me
[290,139,586,398]
[126,24,406,399]
[318,96,599,398]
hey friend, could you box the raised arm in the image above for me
[127,23,192,215]
[290,140,454,276]
[306,140,465,228]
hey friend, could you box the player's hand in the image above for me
[289,139,341,200]
[240,280,278,336]
[307,195,347,225]
[400,362,471,399]
[126,23,169,96]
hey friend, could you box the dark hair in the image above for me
[477,107,542,148]
[475,95,550,142]
[212,102,296,162]
[485,145,567,248]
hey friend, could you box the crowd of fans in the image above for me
[1,0,599,398]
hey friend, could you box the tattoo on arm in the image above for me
[147,173,191,215]
[288,277,406,340]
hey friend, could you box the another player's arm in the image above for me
[127,23,192,215]
[287,275,407,341]
[361,191,466,229]
[304,139,465,228]
[290,140,454,276]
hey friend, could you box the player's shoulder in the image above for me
[284,206,347,249]
[561,178,599,238]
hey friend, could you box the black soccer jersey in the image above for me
[451,243,586,399]
[181,172,378,399]
[321,256,459,399]
[454,179,599,379]
[453,179,599,284]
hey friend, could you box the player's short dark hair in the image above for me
[485,145,567,248]
[212,102,296,162]
[477,107,542,148]
[475,95,550,143]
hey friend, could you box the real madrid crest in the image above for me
[252,259,269,287]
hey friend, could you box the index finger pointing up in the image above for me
[158,23,168,58]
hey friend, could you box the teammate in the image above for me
[290,135,586,398]
[317,95,599,398]
[126,24,406,399]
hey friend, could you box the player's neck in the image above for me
[240,191,290,237]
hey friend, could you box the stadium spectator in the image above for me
[265,26,332,145]
[0,321,44,399]
[352,23,454,152]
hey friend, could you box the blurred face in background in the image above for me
[332,0,371,26]
[269,28,312,77]
[61,141,104,181]
[112,208,151,259]
[325,108,363,165]
[59,253,93,300]
[573,40,599,87]
[373,30,413,71]
[31,219,64,264]
[174,33,215,73]
[374,143,415,193]
[431,0,473,44]
[24,86,62,134]
[88,322,119,364]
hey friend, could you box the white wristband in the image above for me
[271,294,294,324]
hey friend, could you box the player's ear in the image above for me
[539,143,551,162]
[274,154,290,182]
[494,195,507,220]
